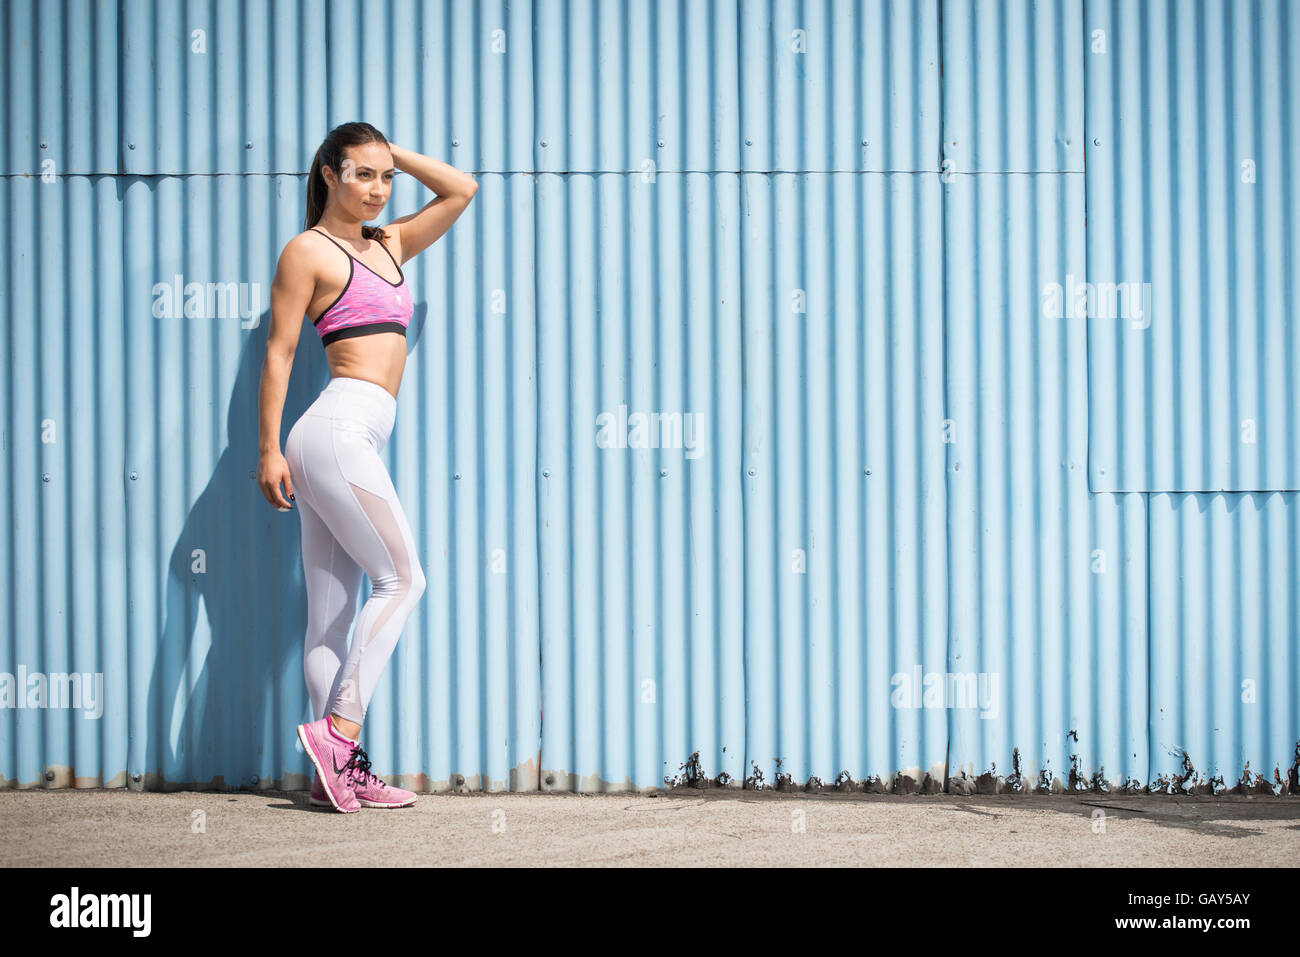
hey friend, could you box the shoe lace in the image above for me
[344,745,382,787]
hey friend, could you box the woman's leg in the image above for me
[287,405,426,730]
[295,492,364,723]
[325,474,426,729]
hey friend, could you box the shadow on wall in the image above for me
[141,302,428,791]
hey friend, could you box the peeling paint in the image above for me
[664,751,709,789]
[662,751,739,790]
[1068,752,1088,792]
[508,755,540,792]
[5,747,1300,797]
[773,758,795,792]
[1007,748,1025,792]
[1036,767,1054,794]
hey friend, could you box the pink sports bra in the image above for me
[309,228,414,346]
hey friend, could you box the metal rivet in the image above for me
[747,468,755,476]
[250,775,259,786]
[245,141,252,149]
[45,769,54,781]
[542,469,550,478]
[745,138,753,146]
[129,471,138,481]
[40,141,47,149]
[954,463,960,471]
[660,468,667,477]
[865,468,872,475]
[657,139,665,148]
[454,472,461,480]
[132,773,141,783]
[452,138,460,147]
[539,139,548,148]
[545,774,555,785]
[128,143,135,150]
[1093,137,1101,147]
[42,473,50,483]
[861,139,868,147]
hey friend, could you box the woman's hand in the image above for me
[258,450,296,511]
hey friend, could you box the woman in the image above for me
[256,121,477,812]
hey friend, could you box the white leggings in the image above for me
[284,376,426,726]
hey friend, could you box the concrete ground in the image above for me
[3,789,1298,866]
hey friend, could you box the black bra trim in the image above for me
[311,227,404,287]
[375,234,407,283]
[311,252,353,325]
[320,321,409,347]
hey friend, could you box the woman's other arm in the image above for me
[256,236,315,510]
[381,143,479,264]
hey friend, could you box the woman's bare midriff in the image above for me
[324,334,407,400]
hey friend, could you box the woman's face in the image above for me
[324,141,395,221]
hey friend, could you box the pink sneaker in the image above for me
[309,746,417,808]
[296,716,362,813]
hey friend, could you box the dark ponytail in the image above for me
[304,121,392,242]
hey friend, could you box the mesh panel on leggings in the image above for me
[347,481,416,648]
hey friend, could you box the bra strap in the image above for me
[311,227,352,257]
[312,227,404,282]
[375,234,403,272]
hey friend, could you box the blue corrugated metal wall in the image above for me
[2,0,1297,795]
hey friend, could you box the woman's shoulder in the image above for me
[282,227,346,262]
[274,228,342,284]
[287,226,331,247]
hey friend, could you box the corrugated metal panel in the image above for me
[6,0,121,175]
[535,172,746,790]
[940,0,1150,793]
[736,0,941,173]
[534,0,742,173]
[944,171,1150,791]
[1085,0,1300,492]
[1149,491,1300,792]
[740,171,949,790]
[4,0,1299,796]
[943,0,1085,173]
[10,0,535,176]
[118,0,329,174]
[531,0,940,176]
